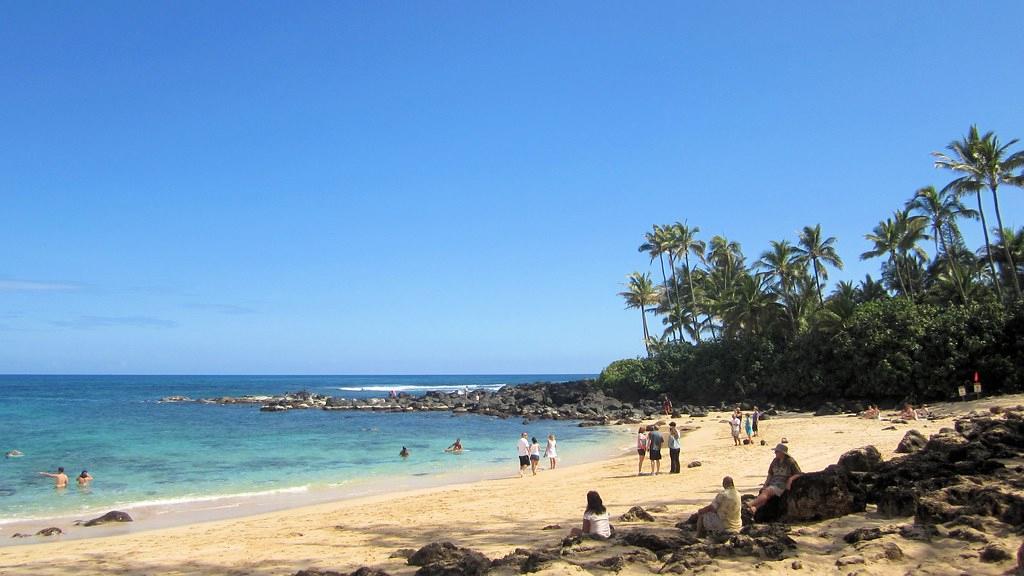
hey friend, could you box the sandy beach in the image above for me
[2,395,1022,575]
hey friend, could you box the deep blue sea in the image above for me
[0,375,620,529]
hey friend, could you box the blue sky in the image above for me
[2,2,1022,374]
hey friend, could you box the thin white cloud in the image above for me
[0,280,80,292]
[52,315,178,329]
[185,303,257,315]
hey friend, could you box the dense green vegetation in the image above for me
[604,126,1024,406]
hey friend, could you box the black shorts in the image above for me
[649,449,662,461]
[519,455,530,466]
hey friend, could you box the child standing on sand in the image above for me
[744,414,753,444]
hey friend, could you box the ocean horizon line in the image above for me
[0,372,598,377]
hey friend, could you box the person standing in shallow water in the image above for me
[39,467,68,488]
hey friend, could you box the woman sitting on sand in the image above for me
[861,405,880,419]
[569,490,612,539]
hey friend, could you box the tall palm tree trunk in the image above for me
[683,253,701,343]
[811,262,823,305]
[666,253,685,342]
[890,250,908,296]
[974,192,1004,300]
[990,185,1022,298]
[640,307,650,356]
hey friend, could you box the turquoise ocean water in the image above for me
[0,375,620,530]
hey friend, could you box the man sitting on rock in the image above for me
[747,444,802,515]
[694,476,742,536]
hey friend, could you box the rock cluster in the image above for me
[161,381,715,424]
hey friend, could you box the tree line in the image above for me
[601,125,1024,406]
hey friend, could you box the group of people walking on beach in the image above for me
[517,432,557,476]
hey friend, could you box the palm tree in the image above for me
[815,281,858,334]
[986,227,1024,292]
[794,224,844,304]
[862,218,908,296]
[669,222,706,342]
[719,272,781,338]
[638,225,673,310]
[934,125,1024,298]
[892,208,929,296]
[906,185,976,303]
[856,274,889,303]
[619,272,660,356]
[758,239,803,333]
[758,240,802,298]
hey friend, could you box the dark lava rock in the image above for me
[895,430,927,454]
[349,569,392,576]
[979,544,1012,563]
[877,486,917,518]
[520,550,559,573]
[898,523,940,542]
[619,506,656,522]
[946,527,988,543]
[80,510,133,526]
[687,461,702,468]
[843,527,884,544]
[620,529,695,553]
[389,549,416,559]
[837,445,882,473]
[36,527,62,536]
[785,466,865,522]
[407,542,490,576]
[294,570,347,576]
[540,524,561,530]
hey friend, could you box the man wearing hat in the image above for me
[747,443,802,514]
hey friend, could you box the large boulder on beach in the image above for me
[784,466,865,522]
[895,430,927,454]
[79,510,133,526]
[407,542,490,576]
[837,445,882,473]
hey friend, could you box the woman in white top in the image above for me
[544,434,558,469]
[570,490,612,539]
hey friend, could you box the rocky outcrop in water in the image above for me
[160,381,716,424]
